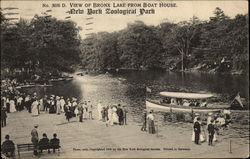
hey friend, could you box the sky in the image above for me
[1,0,248,38]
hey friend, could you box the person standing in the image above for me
[64,104,71,122]
[192,113,200,142]
[147,110,155,134]
[17,95,23,111]
[207,119,215,146]
[31,99,39,117]
[39,98,44,112]
[56,96,61,115]
[194,117,201,145]
[31,125,39,156]
[122,106,127,125]
[112,105,119,124]
[9,98,16,113]
[141,109,147,131]
[116,104,124,125]
[78,104,84,122]
[60,96,65,113]
[97,101,103,121]
[1,107,7,127]
[107,106,113,126]
[87,101,93,120]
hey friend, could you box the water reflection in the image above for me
[21,71,248,124]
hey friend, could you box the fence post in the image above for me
[229,140,232,153]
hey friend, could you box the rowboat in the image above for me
[146,91,229,113]
[16,84,53,89]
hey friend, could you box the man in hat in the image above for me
[207,119,215,146]
[193,117,201,145]
[147,110,155,134]
[192,113,200,142]
[116,104,124,125]
[1,107,7,127]
[31,124,39,156]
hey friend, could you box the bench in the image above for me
[17,143,35,158]
[17,143,61,158]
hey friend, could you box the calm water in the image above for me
[22,70,249,124]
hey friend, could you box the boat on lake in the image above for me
[146,91,230,113]
[16,84,53,89]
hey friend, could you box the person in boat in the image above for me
[193,117,201,145]
[141,109,147,132]
[170,98,177,105]
[200,100,207,107]
[147,110,156,134]
[176,98,183,106]
[183,99,190,107]
[207,119,215,146]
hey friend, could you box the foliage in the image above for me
[80,8,248,74]
[1,14,81,78]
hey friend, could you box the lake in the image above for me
[21,70,249,124]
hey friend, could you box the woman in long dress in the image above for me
[56,96,61,115]
[112,106,119,124]
[147,110,156,134]
[9,99,16,113]
[107,106,113,126]
[31,100,39,117]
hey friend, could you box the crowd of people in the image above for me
[96,102,127,126]
[192,110,232,146]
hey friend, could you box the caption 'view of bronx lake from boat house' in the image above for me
[1,0,249,158]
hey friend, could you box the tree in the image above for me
[166,16,202,71]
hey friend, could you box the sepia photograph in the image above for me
[1,0,249,158]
